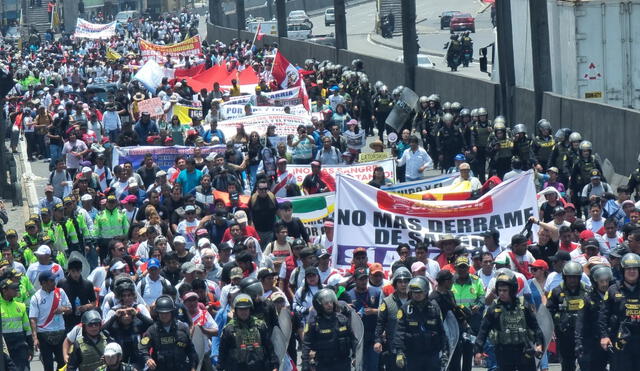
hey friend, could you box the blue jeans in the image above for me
[248,163,259,191]
[484,340,498,371]
[49,144,62,170]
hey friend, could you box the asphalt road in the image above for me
[308,0,495,79]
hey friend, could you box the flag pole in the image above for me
[251,22,260,47]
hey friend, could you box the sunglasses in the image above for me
[258,187,269,191]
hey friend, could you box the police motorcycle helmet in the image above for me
[239,277,265,301]
[578,140,593,152]
[470,108,479,118]
[155,295,176,313]
[555,128,572,141]
[352,58,364,71]
[536,119,552,134]
[442,113,455,124]
[442,101,452,112]
[494,268,518,295]
[450,101,462,113]
[419,96,429,105]
[620,253,640,269]
[233,293,254,310]
[392,86,404,100]
[408,276,430,295]
[112,275,136,298]
[391,267,412,286]
[81,310,102,326]
[569,132,582,143]
[459,108,471,118]
[590,264,613,284]
[428,94,441,104]
[477,107,488,118]
[562,261,583,277]
[512,123,527,135]
[493,115,506,127]
[312,288,339,313]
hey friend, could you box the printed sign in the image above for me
[139,36,203,62]
[214,113,312,139]
[74,19,116,39]
[287,159,396,184]
[137,97,164,118]
[112,145,226,170]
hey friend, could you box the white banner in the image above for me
[214,113,311,139]
[220,104,309,120]
[74,19,116,39]
[288,159,396,184]
[222,86,302,106]
[381,173,459,194]
[333,172,538,269]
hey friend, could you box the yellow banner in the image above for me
[139,35,202,61]
[359,151,391,163]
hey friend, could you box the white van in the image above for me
[115,10,138,24]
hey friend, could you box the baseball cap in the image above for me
[38,271,55,282]
[258,267,277,280]
[81,166,92,174]
[181,262,197,274]
[583,238,600,249]
[197,238,211,248]
[194,264,205,272]
[230,267,243,279]
[455,256,470,267]
[5,229,17,237]
[299,247,316,259]
[174,236,186,244]
[80,194,93,202]
[0,279,20,290]
[370,263,384,275]
[317,249,331,259]
[40,207,49,215]
[549,250,572,262]
[354,267,368,279]
[531,259,549,271]
[127,178,138,187]
[104,343,122,357]
[182,292,199,301]
[547,167,559,174]
[109,261,126,272]
[156,170,167,177]
[107,195,117,202]
[185,205,196,213]
[436,270,453,282]
[579,230,595,241]
[147,258,161,270]
[564,203,576,210]
[234,210,248,224]
[590,169,601,179]
[63,196,74,204]
[35,245,51,256]
[411,261,426,273]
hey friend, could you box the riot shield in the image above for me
[385,87,419,132]
[535,305,554,368]
[68,251,90,278]
[350,307,365,371]
[443,310,460,370]
[278,307,293,344]
[192,326,208,371]
[271,326,288,371]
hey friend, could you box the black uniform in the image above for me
[446,40,462,71]
[512,135,536,170]
[373,94,393,141]
[437,124,465,171]
[470,121,492,182]
[355,86,374,136]
[569,155,604,216]
[532,135,555,171]
[575,289,609,371]
[547,283,588,371]
[599,280,640,371]
[392,298,447,371]
[627,166,640,201]
[139,320,198,371]
[375,292,406,370]
[219,315,278,371]
[548,141,572,184]
[487,135,514,178]
[301,309,356,371]
[474,299,544,371]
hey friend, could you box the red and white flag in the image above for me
[271,51,301,89]
[255,23,265,41]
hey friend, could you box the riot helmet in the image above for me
[419,96,429,104]
[620,253,640,269]
[460,108,471,117]
[391,267,412,286]
[442,113,454,124]
[450,102,462,112]
[239,277,265,301]
[578,140,592,151]
[470,108,479,118]
[428,94,440,104]
[494,122,506,132]
[512,123,527,135]
[493,115,506,126]
[590,265,613,283]
[408,276,430,295]
[154,295,176,313]
[494,268,518,295]
[477,107,488,117]
[562,261,583,277]
[81,310,102,325]
[442,101,452,111]
[569,132,582,143]
[537,119,552,133]
[233,293,254,309]
[312,288,338,313]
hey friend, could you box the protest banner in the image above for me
[139,36,202,62]
[112,145,226,170]
[137,97,164,118]
[74,19,116,39]
[220,104,309,120]
[279,193,336,239]
[381,173,458,194]
[215,113,312,139]
[173,103,203,124]
[222,86,303,107]
[287,159,396,184]
[133,60,163,93]
[333,172,538,269]
[358,152,391,163]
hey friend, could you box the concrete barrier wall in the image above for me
[206,23,638,174]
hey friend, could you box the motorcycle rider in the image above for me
[511,123,535,170]
[446,34,462,71]
[569,140,604,218]
[461,32,473,67]
[392,276,448,371]
[546,261,587,371]
[474,270,544,371]
[533,119,555,171]
[575,264,612,371]
[487,117,513,178]
[374,267,411,370]
[437,113,465,172]
[470,107,492,182]
[599,253,640,370]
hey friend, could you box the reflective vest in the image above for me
[94,208,130,238]
[452,275,485,308]
[0,296,31,335]
[495,139,513,159]
[76,334,107,371]
[17,276,35,307]
[490,302,531,345]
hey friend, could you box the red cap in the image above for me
[579,230,595,241]
[121,195,138,204]
[530,259,549,271]
[370,263,384,275]
[564,203,576,210]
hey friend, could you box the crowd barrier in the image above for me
[207,23,640,174]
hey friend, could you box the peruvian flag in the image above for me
[271,51,310,111]
[255,23,265,41]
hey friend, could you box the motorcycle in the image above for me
[462,49,472,67]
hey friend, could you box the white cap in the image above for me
[109,261,126,272]
[174,236,186,244]
[35,245,51,255]
[234,210,248,224]
[205,153,217,162]
[82,167,92,173]
[185,205,196,212]
[127,178,138,187]
[103,342,122,356]
[197,238,211,248]
[80,194,93,202]
[155,170,167,177]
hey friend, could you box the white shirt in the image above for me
[495,250,535,272]
[478,270,495,289]
[191,309,218,353]
[26,263,65,285]
[452,176,483,192]
[482,245,505,259]
[396,147,433,180]
[137,275,167,305]
[318,267,342,286]
[219,284,238,310]
[29,288,71,332]
[544,271,591,292]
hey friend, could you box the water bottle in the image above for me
[74,297,81,316]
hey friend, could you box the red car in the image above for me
[450,13,475,33]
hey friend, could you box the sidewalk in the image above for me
[368,32,446,57]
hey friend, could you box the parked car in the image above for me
[439,10,461,29]
[324,8,335,26]
[395,54,436,69]
[115,10,139,24]
[286,23,312,40]
[450,13,475,33]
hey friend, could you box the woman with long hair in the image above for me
[230,124,249,145]
[247,131,263,190]
[293,267,322,322]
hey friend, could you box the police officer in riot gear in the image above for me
[219,294,279,371]
[627,154,640,201]
[239,277,279,332]
[533,119,555,171]
[442,101,452,115]
[139,295,198,371]
[450,102,463,123]
[569,140,604,218]
[413,96,434,154]
[565,132,584,187]
[470,107,492,182]
[392,276,448,371]
[511,123,535,170]
[437,113,465,171]
[487,118,513,178]
[548,128,573,184]
[447,35,462,71]
[355,76,374,136]
[547,261,587,371]
[600,253,640,370]
[373,85,394,141]
[474,270,544,371]
[302,289,356,371]
[459,108,473,149]
[374,267,411,370]
[575,264,613,371]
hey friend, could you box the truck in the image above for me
[506,0,640,109]
[246,18,278,36]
